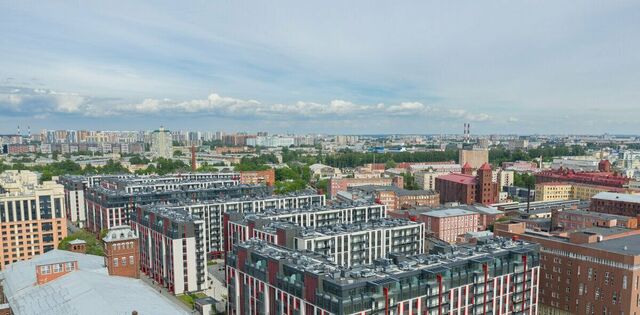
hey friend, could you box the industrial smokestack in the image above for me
[191,144,197,172]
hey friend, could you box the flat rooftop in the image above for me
[592,192,640,203]
[259,218,421,237]
[237,237,537,285]
[421,208,477,218]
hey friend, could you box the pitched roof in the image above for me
[478,162,492,171]
[0,250,188,315]
[437,173,477,185]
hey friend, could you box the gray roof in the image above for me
[0,250,188,315]
[422,208,477,218]
[592,192,640,203]
[585,234,640,256]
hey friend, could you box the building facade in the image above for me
[0,170,67,269]
[590,192,640,216]
[151,126,172,159]
[420,209,480,243]
[130,206,208,295]
[226,238,540,315]
[496,222,640,315]
[103,225,140,278]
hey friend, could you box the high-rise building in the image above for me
[151,126,172,159]
[459,149,489,169]
[0,170,67,269]
[130,206,208,295]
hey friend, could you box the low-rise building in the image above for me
[552,209,638,231]
[346,185,439,211]
[420,208,480,243]
[0,249,188,314]
[590,192,640,216]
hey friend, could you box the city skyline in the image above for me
[2,1,639,134]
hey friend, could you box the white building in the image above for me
[551,156,599,172]
[151,126,172,159]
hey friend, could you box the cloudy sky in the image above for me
[1,1,639,134]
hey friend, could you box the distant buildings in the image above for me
[328,176,403,198]
[535,182,631,202]
[344,185,439,211]
[458,148,489,169]
[309,163,342,179]
[239,169,275,186]
[552,209,638,231]
[0,170,67,269]
[246,135,295,147]
[150,126,172,159]
[551,156,599,172]
[535,168,630,188]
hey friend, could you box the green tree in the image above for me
[385,159,397,169]
[58,230,105,256]
[173,150,184,157]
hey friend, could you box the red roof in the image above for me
[438,173,477,185]
[462,162,472,169]
[479,162,492,171]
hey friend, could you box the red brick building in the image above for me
[103,225,140,279]
[435,162,497,205]
[552,208,638,231]
[590,192,640,216]
[495,222,640,315]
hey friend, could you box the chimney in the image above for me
[68,239,87,254]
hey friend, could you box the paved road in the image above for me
[206,260,228,301]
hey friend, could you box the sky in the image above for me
[1,1,639,135]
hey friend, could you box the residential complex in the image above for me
[130,205,208,295]
[0,170,67,269]
[253,218,425,267]
[84,174,268,232]
[153,191,325,256]
[226,238,540,315]
[224,202,387,254]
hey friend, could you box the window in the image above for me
[53,263,62,273]
[65,262,75,271]
[40,265,51,275]
[122,257,126,266]
[623,276,628,290]
[129,256,134,265]
[113,258,118,267]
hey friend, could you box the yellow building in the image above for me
[0,170,67,269]
[535,182,573,201]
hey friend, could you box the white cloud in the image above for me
[0,86,489,123]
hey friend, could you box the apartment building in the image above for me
[496,222,640,315]
[347,185,439,211]
[226,238,540,315]
[84,175,268,233]
[0,170,67,269]
[130,206,208,295]
[535,182,573,201]
[156,191,325,257]
[254,218,424,267]
[420,208,480,243]
[224,203,387,255]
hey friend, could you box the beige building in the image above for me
[151,126,172,159]
[458,149,489,169]
[0,170,67,270]
[535,181,635,202]
[535,182,573,201]
[415,170,450,190]
[493,169,514,189]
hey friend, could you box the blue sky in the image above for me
[1,1,639,134]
